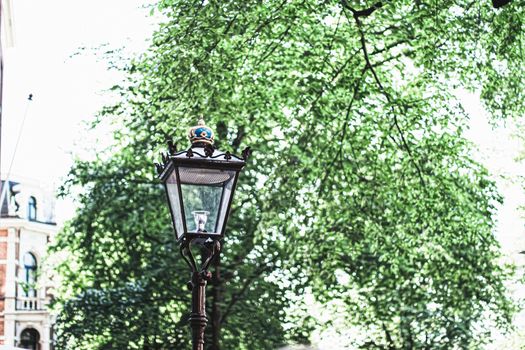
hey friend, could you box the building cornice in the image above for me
[0,217,58,234]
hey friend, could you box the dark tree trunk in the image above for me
[209,255,222,350]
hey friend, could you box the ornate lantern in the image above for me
[156,119,249,243]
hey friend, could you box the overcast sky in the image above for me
[1,0,157,221]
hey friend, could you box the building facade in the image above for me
[0,178,57,350]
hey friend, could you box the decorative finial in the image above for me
[188,117,214,146]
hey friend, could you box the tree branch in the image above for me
[341,0,384,18]
[220,261,275,325]
[255,25,292,66]
[319,67,366,196]
[370,39,409,56]
[343,7,425,185]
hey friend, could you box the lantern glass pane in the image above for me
[215,174,235,234]
[179,167,236,235]
[165,172,184,239]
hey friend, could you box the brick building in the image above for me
[0,178,57,350]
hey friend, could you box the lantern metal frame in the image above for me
[156,142,250,243]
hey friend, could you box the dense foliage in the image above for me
[53,1,523,349]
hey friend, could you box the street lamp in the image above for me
[155,118,249,350]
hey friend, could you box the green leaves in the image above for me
[53,0,520,349]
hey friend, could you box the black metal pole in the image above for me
[180,240,220,350]
[189,271,208,350]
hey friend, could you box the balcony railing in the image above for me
[16,297,45,311]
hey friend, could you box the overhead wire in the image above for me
[0,94,34,210]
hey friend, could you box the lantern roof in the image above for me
[155,118,251,180]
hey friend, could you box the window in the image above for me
[28,196,37,221]
[23,252,37,297]
[19,328,40,350]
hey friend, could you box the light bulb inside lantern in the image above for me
[192,211,209,232]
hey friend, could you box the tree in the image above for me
[53,0,522,349]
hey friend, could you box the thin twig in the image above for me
[341,4,425,185]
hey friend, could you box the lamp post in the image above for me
[155,118,249,350]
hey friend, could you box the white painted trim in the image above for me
[5,310,49,317]
[0,175,52,190]
[16,323,44,343]
[0,218,57,235]
[0,238,19,244]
